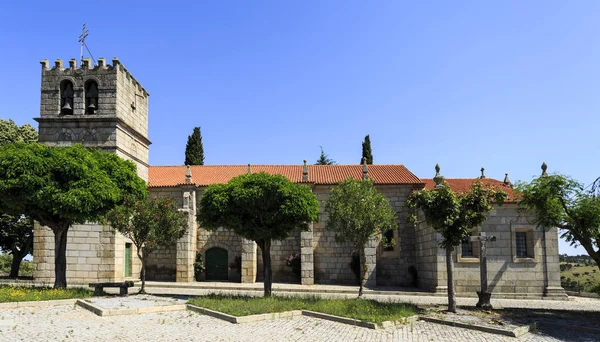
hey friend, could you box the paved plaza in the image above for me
[1,288,600,342]
[0,303,598,342]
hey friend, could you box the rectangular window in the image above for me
[516,232,528,257]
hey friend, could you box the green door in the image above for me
[205,248,228,281]
[125,243,131,277]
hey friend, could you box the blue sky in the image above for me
[1,1,598,255]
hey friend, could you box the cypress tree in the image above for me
[361,135,373,164]
[184,127,205,165]
[315,146,335,165]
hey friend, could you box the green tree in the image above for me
[197,172,319,296]
[184,126,205,165]
[325,178,396,296]
[0,118,38,278]
[0,119,37,146]
[316,146,335,165]
[0,215,33,278]
[407,169,506,312]
[106,194,188,293]
[0,143,147,288]
[516,171,600,270]
[361,135,373,165]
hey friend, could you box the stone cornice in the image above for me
[35,115,152,146]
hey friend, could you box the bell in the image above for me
[87,102,96,112]
[62,102,72,111]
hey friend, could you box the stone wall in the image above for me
[374,185,419,287]
[197,228,243,282]
[145,246,177,281]
[413,212,439,291]
[425,203,565,297]
[33,222,141,285]
[256,234,301,283]
[312,185,356,285]
[312,184,419,286]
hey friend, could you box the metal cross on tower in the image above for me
[78,24,89,66]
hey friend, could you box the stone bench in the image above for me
[89,281,134,296]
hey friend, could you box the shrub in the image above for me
[573,273,581,277]
[284,251,301,277]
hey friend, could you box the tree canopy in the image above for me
[516,173,600,270]
[0,118,38,278]
[407,175,506,312]
[0,143,147,287]
[106,194,188,293]
[197,172,319,296]
[0,119,37,146]
[361,135,373,165]
[0,214,33,278]
[185,126,205,165]
[325,178,396,296]
[316,146,335,165]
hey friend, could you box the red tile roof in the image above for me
[422,178,518,203]
[148,165,422,187]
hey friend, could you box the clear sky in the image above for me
[1,1,598,255]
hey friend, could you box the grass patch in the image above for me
[0,286,94,303]
[560,262,600,293]
[188,294,418,324]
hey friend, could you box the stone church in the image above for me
[32,58,565,298]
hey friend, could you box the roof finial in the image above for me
[302,160,309,181]
[503,173,512,187]
[185,165,192,183]
[433,163,445,188]
[362,157,369,180]
[247,163,252,174]
[480,167,485,179]
[541,162,547,176]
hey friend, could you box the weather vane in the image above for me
[78,24,96,67]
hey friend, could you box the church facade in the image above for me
[32,58,565,298]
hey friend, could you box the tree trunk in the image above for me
[446,249,456,313]
[579,241,600,273]
[137,249,147,294]
[358,249,367,297]
[9,251,23,278]
[53,226,69,288]
[259,239,273,297]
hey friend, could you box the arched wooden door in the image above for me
[205,248,228,281]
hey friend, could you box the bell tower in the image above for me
[35,57,151,181]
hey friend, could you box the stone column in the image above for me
[301,223,314,285]
[176,189,197,282]
[363,236,377,288]
[241,238,257,283]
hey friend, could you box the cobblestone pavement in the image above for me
[0,304,598,342]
